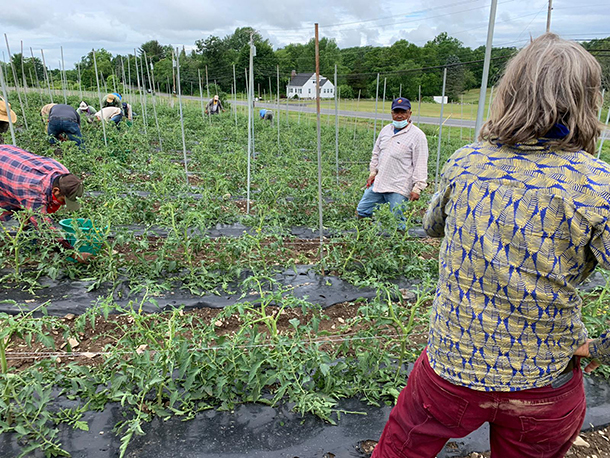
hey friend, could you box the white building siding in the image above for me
[287,74,335,99]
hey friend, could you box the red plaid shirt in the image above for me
[0,145,68,226]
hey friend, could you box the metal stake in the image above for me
[60,46,67,104]
[0,63,17,145]
[40,49,53,103]
[277,64,280,152]
[19,41,29,110]
[597,108,610,159]
[143,51,162,149]
[92,49,108,146]
[4,34,28,129]
[174,47,190,184]
[315,24,324,258]
[247,36,255,214]
[418,85,422,126]
[205,65,211,124]
[334,64,339,186]
[373,73,379,148]
[474,0,499,138]
[198,69,206,124]
[134,50,148,136]
[435,68,448,189]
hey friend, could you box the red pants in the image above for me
[372,350,586,458]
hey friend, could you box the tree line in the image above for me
[3,27,609,102]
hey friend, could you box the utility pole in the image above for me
[546,0,553,33]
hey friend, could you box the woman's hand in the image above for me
[574,339,600,373]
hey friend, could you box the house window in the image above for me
[309,88,311,94]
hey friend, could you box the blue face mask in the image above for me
[392,119,409,129]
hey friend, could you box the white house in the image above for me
[286,72,335,99]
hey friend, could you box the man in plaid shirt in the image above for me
[0,145,87,259]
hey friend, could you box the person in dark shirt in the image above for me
[47,104,82,147]
[205,95,224,115]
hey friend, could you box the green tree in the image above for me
[445,54,464,101]
[140,40,168,63]
[235,29,277,94]
[78,49,114,90]
[583,37,610,91]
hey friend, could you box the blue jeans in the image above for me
[110,114,123,128]
[357,187,408,229]
[48,118,83,147]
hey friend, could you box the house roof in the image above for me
[288,73,314,87]
[288,72,333,88]
[288,73,328,87]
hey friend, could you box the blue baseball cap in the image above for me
[391,98,411,111]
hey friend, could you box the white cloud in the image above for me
[1,0,608,69]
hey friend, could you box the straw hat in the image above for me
[0,97,17,123]
[79,101,88,111]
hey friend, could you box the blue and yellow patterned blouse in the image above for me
[424,140,610,391]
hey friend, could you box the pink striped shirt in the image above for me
[369,122,429,196]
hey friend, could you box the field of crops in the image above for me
[1,91,610,457]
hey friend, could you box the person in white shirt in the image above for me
[94,106,123,127]
[356,97,429,230]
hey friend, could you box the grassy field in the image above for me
[251,87,610,124]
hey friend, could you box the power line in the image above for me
[264,0,499,33]
[268,0,517,36]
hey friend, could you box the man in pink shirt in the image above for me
[356,98,429,229]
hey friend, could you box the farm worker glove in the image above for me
[366,173,376,188]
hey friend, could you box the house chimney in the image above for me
[291,70,297,79]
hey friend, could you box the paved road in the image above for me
[231,100,477,129]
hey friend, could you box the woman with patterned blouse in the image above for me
[373,33,607,458]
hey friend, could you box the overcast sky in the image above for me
[1,0,608,69]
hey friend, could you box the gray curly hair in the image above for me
[479,33,603,154]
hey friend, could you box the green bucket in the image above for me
[59,218,107,260]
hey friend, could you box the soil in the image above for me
[461,427,610,458]
[112,235,324,265]
[108,231,440,266]
[4,299,424,371]
[357,426,610,457]
[234,199,255,213]
[187,174,205,186]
